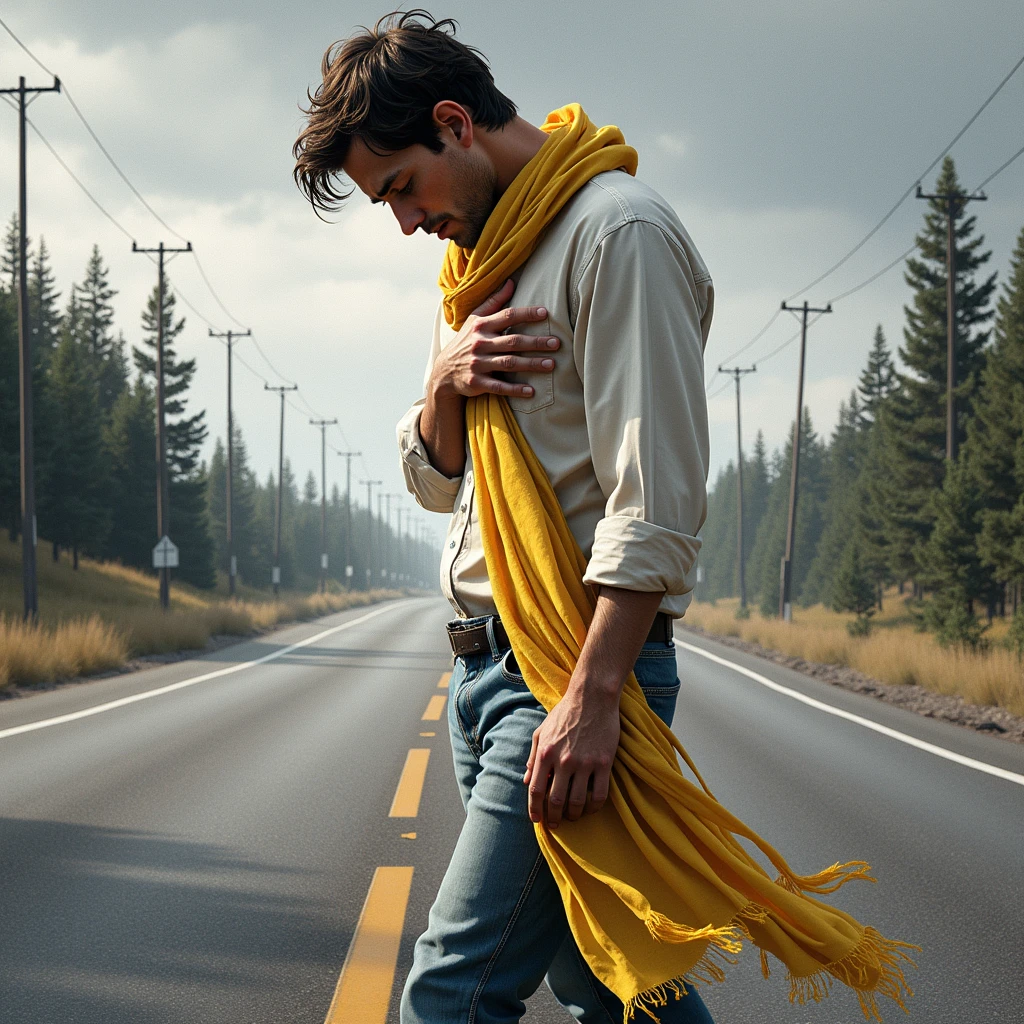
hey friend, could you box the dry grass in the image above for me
[0,535,410,690]
[685,597,1024,718]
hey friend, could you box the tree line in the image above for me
[695,157,1024,651]
[0,220,432,593]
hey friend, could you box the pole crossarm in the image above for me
[0,77,61,97]
[777,300,833,621]
[914,185,987,461]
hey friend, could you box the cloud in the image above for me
[655,133,687,158]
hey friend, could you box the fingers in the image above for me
[565,770,591,823]
[473,333,561,355]
[544,765,572,829]
[524,730,539,787]
[481,303,549,331]
[471,278,516,319]
[472,353,557,375]
[588,766,611,815]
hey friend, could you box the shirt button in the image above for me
[460,503,467,512]
[449,540,456,549]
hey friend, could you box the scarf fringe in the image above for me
[633,905,918,1024]
[643,910,744,954]
[777,859,877,895]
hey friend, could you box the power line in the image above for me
[826,242,920,306]
[0,102,135,243]
[191,250,249,330]
[785,49,1024,301]
[974,139,1024,193]
[709,308,782,386]
[0,15,255,332]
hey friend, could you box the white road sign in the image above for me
[152,536,179,569]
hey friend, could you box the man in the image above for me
[294,12,714,1023]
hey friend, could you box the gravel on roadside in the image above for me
[679,623,1024,746]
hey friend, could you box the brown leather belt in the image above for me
[446,611,673,658]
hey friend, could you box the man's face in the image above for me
[343,134,497,249]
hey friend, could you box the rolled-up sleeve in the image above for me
[573,219,712,596]
[396,301,464,514]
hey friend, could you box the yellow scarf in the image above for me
[441,103,917,1022]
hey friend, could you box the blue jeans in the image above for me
[400,614,715,1024]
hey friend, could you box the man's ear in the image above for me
[433,101,474,150]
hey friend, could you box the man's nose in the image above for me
[392,202,424,236]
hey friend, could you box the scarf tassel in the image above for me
[637,901,917,1024]
[777,859,878,895]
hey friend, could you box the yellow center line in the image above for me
[389,748,431,817]
[437,671,452,689]
[323,866,414,1024]
[421,694,447,721]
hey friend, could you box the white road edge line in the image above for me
[0,600,417,741]
[676,639,1024,789]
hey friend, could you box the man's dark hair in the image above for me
[293,9,517,214]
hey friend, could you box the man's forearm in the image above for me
[419,382,468,479]
[570,585,666,701]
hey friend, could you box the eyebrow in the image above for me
[370,169,403,204]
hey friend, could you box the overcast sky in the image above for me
[3,1,1023,548]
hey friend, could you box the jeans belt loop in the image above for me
[484,616,501,662]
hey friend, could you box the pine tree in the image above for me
[802,394,866,607]
[695,462,737,602]
[207,425,263,587]
[856,422,893,606]
[132,273,215,588]
[857,325,897,425]
[917,457,991,647]
[41,334,110,565]
[748,409,828,616]
[72,246,127,415]
[1,214,21,296]
[972,225,1024,595]
[832,539,876,636]
[103,376,157,569]
[28,237,62,367]
[0,290,20,538]
[878,156,996,582]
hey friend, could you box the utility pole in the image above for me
[265,384,298,595]
[719,365,757,610]
[209,328,251,596]
[778,300,832,621]
[133,240,193,610]
[1,75,61,619]
[337,451,361,588]
[310,418,337,592]
[915,183,987,461]
[360,479,382,590]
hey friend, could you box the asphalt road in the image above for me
[1,595,1022,1024]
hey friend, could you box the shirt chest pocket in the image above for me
[501,317,556,414]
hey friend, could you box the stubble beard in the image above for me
[443,150,499,250]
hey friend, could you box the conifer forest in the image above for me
[696,156,1024,653]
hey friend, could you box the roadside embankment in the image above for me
[683,598,1024,733]
[0,537,410,692]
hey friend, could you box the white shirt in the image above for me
[396,169,713,619]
